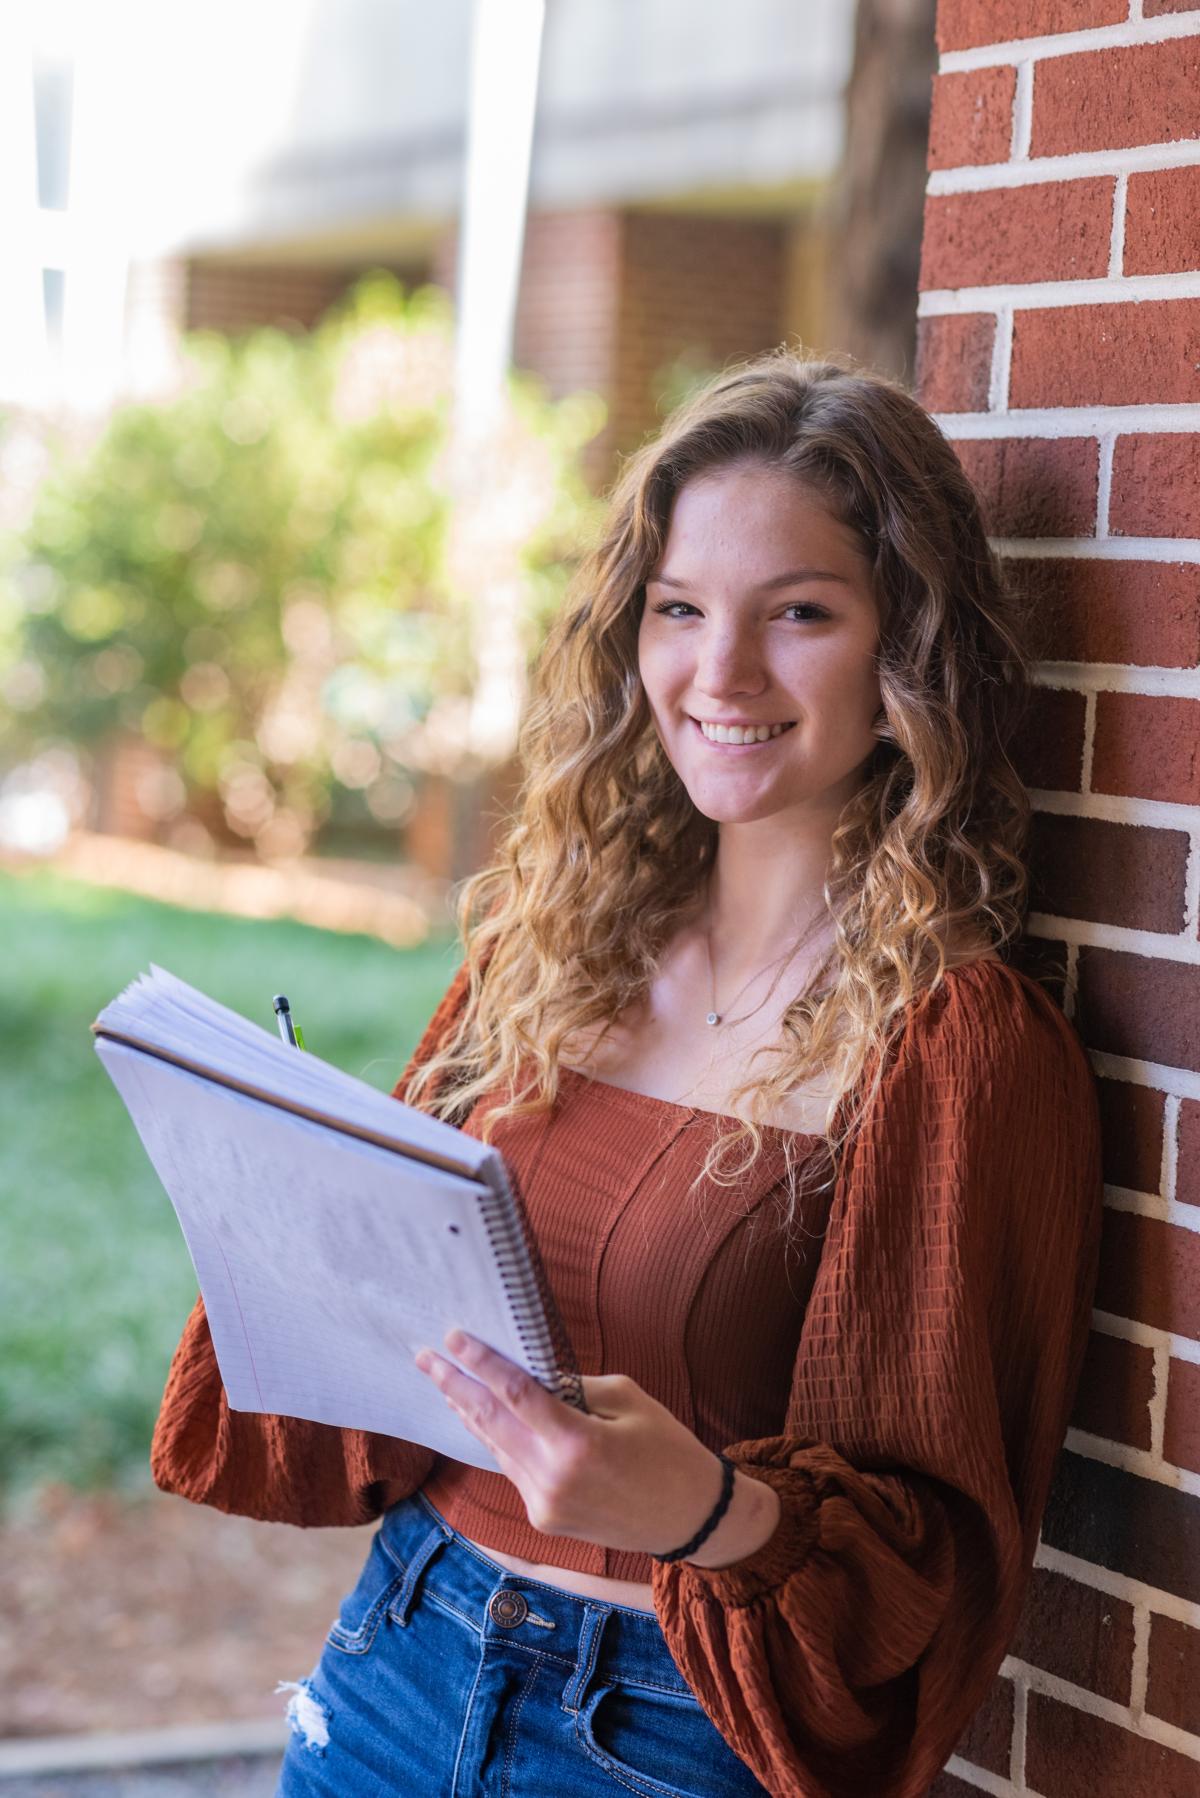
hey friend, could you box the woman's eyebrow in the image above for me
[647,568,852,591]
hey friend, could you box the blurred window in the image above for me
[33,53,74,211]
[42,268,66,349]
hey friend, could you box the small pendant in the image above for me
[706,1011,720,1026]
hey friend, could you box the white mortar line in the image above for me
[1095,434,1115,536]
[1072,1424,1200,1495]
[1131,1604,1151,1713]
[998,534,1200,560]
[1093,1312,1200,1372]
[1081,688,1098,794]
[920,268,1200,312]
[1085,1048,1200,1103]
[1028,914,1200,969]
[989,305,1014,411]
[1164,1093,1181,1203]
[1036,1539,1200,1625]
[941,1756,1017,1794]
[1032,663,1200,698]
[1012,61,1034,162]
[1103,1187,1200,1236]
[1109,172,1128,278]
[939,9,1200,71]
[928,139,1200,195]
[940,405,1200,436]
[1150,1340,1170,1462]
[1028,790,1199,829]
[999,1656,1200,1764]
[1011,1672,1029,1788]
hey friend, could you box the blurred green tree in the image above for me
[0,273,605,859]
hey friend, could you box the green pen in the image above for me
[272,993,307,1051]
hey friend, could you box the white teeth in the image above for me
[697,719,795,745]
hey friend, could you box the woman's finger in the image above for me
[414,1342,540,1468]
[439,1329,579,1441]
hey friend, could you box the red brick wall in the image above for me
[918,3,1200,1793]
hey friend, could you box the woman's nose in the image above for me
[694,629,767,695]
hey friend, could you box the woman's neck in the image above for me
[704,821,838,972]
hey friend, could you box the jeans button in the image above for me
[488,1588,529,1628]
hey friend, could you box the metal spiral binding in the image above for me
[476,1163,587,1414]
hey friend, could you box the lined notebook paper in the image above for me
[92,964,583,1475]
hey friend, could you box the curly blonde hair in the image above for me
[405,347,1037,1237]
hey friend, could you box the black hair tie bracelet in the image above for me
[650,1452,737,1563]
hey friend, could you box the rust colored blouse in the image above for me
[150,955,1103,1798]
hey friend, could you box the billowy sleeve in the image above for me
[148,955,473,1526]
[649,964,1103,1798]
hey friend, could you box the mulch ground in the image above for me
[0,1483,378,1739]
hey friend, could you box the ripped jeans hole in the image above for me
[276,1678,331,1754]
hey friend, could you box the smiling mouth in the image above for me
[691,717,797,746]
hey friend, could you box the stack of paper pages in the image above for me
[92,964,580,1474]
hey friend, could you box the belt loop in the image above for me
[389,1520,449,1628]
[560,1602,611,1714]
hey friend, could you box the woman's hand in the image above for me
[413,1326,769,1562]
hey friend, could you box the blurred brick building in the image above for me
[57,0,862,863]
[131,0,854,474]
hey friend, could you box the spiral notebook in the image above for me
[91,964,584,1476]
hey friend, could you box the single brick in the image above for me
[1026,1688,1200,1798]
[1125,165,1200,276]
[1076,944,1200,1074]
[1028,813,1189,933]
[1097,1208,1200,1339]
[1092,693,1200,806]
[920,180,1113,290]
[1180,1100,1200,1207]
[1147,1613,1200,1735]
[955,436,1098,537]
[914,312,995,411]
[1111,433,1200,539]
[1009,1565,1136,1704]
[1095,1076,1165,1195]
[1164,1357,1200,1477]
[928,66,1017,170]
[1001,557,1200,668]
[1012,687,1086,790]
[1071,1329,1156,1450]
[938,0,1126,53]
[1043,1448,1200,1604]
[1031,40,1200,158]
[1010,300,1200,409]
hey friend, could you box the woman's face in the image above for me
[637,461,884,827]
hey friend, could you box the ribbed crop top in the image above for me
[149,953,1104,1798]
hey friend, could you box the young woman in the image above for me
[151,352,1103,1798]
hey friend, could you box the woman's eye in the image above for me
[650,601,828,621]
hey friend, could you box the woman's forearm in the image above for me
[682,1467,783,1570]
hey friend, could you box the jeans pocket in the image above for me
[324,1530,407,1657]
[575,1676,760,1798]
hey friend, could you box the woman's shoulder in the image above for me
[897,950,1098,1124]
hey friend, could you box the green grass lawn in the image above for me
[0,865,462,1521]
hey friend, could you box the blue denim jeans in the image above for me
[274,1486,770,1797]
